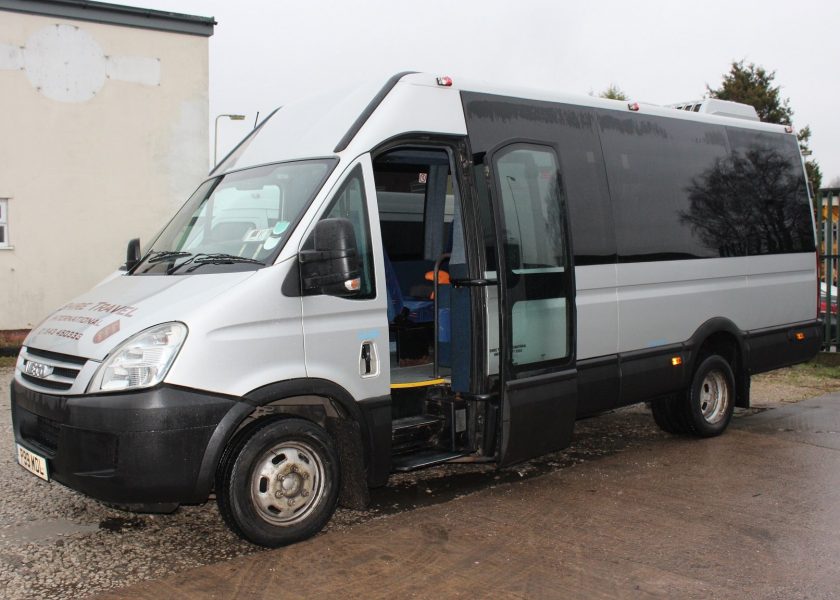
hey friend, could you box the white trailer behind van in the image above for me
[12,73,820,546]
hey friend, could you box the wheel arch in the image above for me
[195,378,389,508]
[687,318,750,408]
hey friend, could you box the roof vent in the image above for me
[666,99,759,121]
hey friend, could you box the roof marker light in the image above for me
[785,125,794,134]
[436,76,453,87]
[628,102,640,112]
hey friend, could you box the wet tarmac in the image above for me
[96,393,840,600]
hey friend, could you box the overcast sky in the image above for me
[140,0,840,184]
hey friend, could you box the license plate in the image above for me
[16,444,49,481]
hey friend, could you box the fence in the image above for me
[816,187,840,350]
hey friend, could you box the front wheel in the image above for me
[216,418,340,547]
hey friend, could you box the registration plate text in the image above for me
[17,444,49,481]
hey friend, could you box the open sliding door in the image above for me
[486,143,578,466]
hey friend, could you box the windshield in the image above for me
[134,159,336,275]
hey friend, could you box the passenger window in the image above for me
[315,165,375,299]
[495,148,566,274]
[493,145,571,367]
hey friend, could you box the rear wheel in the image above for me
[685,355,735,437]
[650,395,687,434]
[650,354,735,437]
[216,418,340,547]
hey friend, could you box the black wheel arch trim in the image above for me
[193,401,254,500]
[195,378,389,500]
[243,378,371,455]
[684,317,749,371]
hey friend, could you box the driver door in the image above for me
[299,155,389,403]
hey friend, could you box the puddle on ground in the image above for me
[98,516,147,533]
[0,519,99,547]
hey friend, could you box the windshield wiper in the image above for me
[146,250,193,264]
[138,250,193,273]
[168,253,264,274]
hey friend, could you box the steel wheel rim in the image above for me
[250,440,325,526]
[699,369,729,424]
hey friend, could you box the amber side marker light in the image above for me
[795,332,806,341]
[671,356,683,366]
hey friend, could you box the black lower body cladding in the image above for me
[11,381,240,506]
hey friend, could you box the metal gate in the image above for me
[817,187,840,350]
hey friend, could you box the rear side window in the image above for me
[600,111,814,260]
[704,128,814,255]
[599,112,730,261]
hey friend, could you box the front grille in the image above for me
[20,414,61,453]
[25,347,87,366]
[21,373,73,390]
[18,346,87,392]
[35,416,61,450]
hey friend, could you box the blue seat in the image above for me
[384,250,405,323]
[384,251,436,324]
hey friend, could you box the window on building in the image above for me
[0,199,8,248]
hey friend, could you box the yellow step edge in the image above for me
[390,378,447,389]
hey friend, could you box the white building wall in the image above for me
[0,10,209,329]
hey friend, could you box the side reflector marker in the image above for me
[671,356,683,366]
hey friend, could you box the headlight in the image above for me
[90,322,187,392]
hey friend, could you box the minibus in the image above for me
[11,72,820,546]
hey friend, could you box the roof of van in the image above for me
[213,72,790,175]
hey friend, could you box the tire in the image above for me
[216,417,340,547]
[650,395,688,434]
[682,355,735,437]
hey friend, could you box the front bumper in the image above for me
[11,381,243,505]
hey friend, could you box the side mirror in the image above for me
[299,218,361,296]
[124,238,141,271]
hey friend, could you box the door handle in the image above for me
[361,343,371,374]
[360,341,377,377]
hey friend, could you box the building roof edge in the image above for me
[0,0,215,37]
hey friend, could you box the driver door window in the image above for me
[308,164,376,299]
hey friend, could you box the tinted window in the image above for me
[554,108,615,265]
[599,112,730,261]
[462,93,615,265]
[683,127,814,255]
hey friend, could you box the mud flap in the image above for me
[735,370,751,408]
[327,417,370,510]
